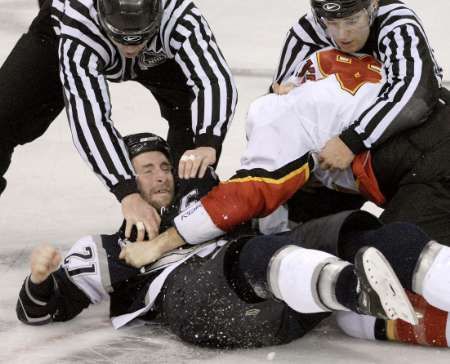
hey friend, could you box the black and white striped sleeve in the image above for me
[58,38,138,201]
[162,0,237,151]
[340,22,442,153]
[273,15,329,85]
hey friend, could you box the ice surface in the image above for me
[0,1,449,363]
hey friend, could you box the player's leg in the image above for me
[136,60,199,167]
[0,2,64,197]
[160,237,329,348]
[339,222,450,311]
[337,292,450,347]
[237,234,417,324]
[287,186,366,223]
[380,182,450,246]
[335,221,450,346]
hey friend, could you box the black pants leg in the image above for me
[0,3,63,196]
[137,60,222,168]
[380,182,450,246]
[287,187,366,223]
[160,238,328,349]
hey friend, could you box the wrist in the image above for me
[112,179,139,202]
[340,129,367,154]
[155,228,185,254]
[121,192,141,205]
[30,272,49,285]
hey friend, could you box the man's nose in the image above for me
[335,24,351,40]
[123,45,139,53]
[154,169,168,182]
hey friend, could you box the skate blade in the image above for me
[362,247,419,326]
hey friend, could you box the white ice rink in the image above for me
[1,1,450,363]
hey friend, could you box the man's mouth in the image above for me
[153,189,170,195]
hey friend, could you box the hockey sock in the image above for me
[228,233,299,303]
[339,222,429,291]
[333,265,359,312]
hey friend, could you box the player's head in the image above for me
[97,0,162,58]
[124,133,175,210]
[311,0,379,52]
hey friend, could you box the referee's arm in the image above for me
[339,23,441,154]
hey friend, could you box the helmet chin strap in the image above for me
[367,1,379,26]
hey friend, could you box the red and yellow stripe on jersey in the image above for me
[202,154,312,232]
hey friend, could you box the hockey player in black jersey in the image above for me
[0,0,237,240]
[16,132,450,348]
[18,165,450,349]
[274,0,442,171]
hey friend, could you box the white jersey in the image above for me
[174,48,386,245]
[247,48,383,192]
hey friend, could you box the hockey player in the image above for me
[274,0,442,171]
[0,0,237,239]
[19,200,450,348]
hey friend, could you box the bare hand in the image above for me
[121,193,161,241]
[30,244,61,284]
[178,147,216,179]
[319,136,355,170]
[119,227,185,268]
[272,82,296,95]
[119,240,161,268]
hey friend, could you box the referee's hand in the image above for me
[178,146,216,179]
[121,193,161,241]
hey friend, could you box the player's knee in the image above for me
[232,234,298,300]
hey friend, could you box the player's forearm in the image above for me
[174,167,310,245]
[154,227,186,255]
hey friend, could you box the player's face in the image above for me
[132,151,175,210]
[112,40,146,58]
[324,9,371,53]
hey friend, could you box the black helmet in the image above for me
[97,0,163,45]
[311,0,372,23]
[123,132,172,162]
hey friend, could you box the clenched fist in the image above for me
[30,244,61,284]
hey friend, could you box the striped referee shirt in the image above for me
[274,0,443,154]
[50,0,237,200]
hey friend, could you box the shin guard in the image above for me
[413,241,450,311]
[267,245,346,313]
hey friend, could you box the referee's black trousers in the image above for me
[0,3,63,195]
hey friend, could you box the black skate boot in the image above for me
[354,246,418,325]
